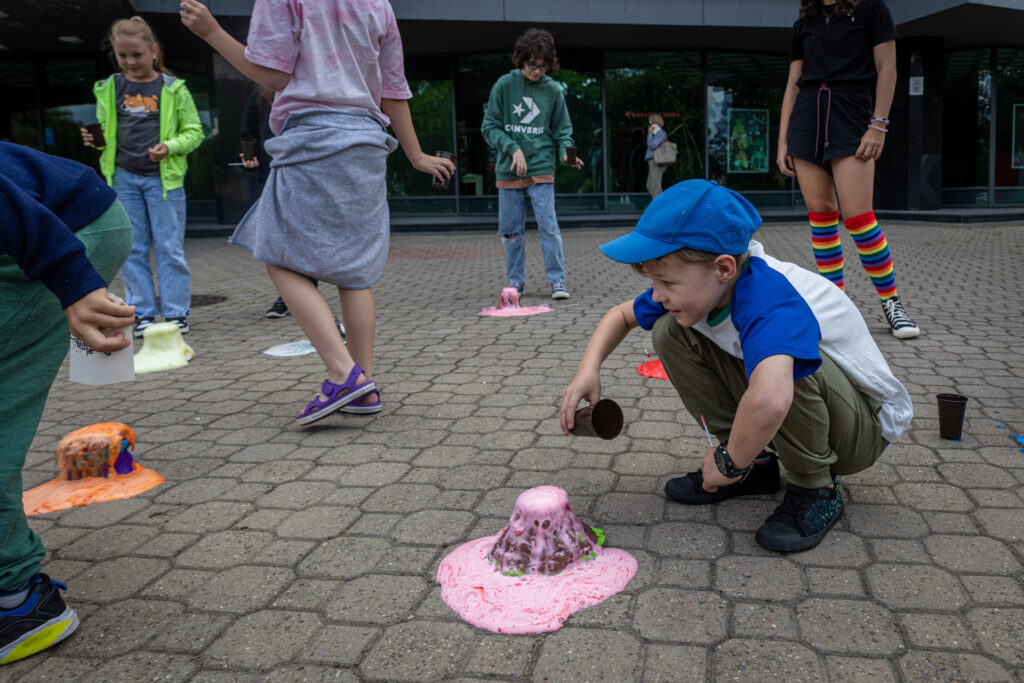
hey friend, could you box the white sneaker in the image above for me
[551,282,570,300]
[881,296,919,339]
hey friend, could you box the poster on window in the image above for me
[1013,104,1024,169]
[727,109,769,173]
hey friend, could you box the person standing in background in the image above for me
[645,114,669,198]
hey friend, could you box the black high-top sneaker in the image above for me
[665,451,780,505]
[755,480,844,553]
[881,296,920,339]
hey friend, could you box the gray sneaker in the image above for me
[551,282,570,300]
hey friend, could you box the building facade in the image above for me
[2,0,1023,224]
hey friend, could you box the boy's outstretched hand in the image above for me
[559,369,601,435]
[65,288,136,353]
[180,0,221,39]
[412,152,455,185]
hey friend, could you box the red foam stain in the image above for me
[637,358,669,380]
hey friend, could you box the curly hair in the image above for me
[799,0,860,21]
[511,28,559,73]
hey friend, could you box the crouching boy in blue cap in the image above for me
[559,179,912,552]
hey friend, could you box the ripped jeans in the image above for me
[497,183,566,289]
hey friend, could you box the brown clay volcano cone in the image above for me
[55,423,137,481]
[488,486,599,575]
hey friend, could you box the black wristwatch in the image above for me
[714,443,751,478]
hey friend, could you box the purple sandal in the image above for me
[340,387,383,415]
[296,363,377,426]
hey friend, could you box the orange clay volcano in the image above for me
[23,422,163,515]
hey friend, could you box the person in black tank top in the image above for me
[777,0,921,340]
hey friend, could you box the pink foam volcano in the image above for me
[437,486,637,633]
[479,287,552,317]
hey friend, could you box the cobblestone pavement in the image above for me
[8,220,1024,682]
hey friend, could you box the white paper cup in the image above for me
[69,325,135,385]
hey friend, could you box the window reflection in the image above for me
[605,51,705,206]
[996,48,1024,204]
[942,50,991,204]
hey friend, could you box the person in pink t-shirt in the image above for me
[182,0,453,425]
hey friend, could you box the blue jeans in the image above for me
[497,183,566,289]
[114,168,190,318]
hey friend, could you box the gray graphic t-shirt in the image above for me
[115,74,162,176]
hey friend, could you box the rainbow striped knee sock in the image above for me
[809,211,844,290]
[843,210,897,300]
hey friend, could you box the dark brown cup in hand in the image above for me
[936,393,968,440]
[432,151,456,190]
[571,398,623,440]
[565,146,578,165]
[84,123,105,148]
[241,137,257,161]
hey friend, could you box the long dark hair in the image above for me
[799,0,860,20]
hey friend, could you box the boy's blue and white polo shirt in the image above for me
[634,240,912,443]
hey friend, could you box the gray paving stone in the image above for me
[732,602,797,639]
[90,652,197,682]
[975,507,1024,542]
[899,651,1012,681]
[464,633,536,677]
[325,574,427,624]
[303,624,380,666]
[715,556,804,600]
[533,628,642,682]
[187,565,294,612]
[176,530,274,569]
[796,598,903,655]
[804,567,865,597]
[593,493,665,524]
[866,564,968,609]
[163,501,254,533]
[967,607,1024,666]
[275,505,360,539]
[633,589,727,643]
[204,610,321,670]
[299,536,391,581]
[390,509,475,545]
[359,621,477,681]
[894,482,975,511]
[714,638,825,681]
[961,575,1024,606]
[825,656,897,682]
[71,557,169,602]
[844,504,929,538]
[900,613,975,650]
[643,644,707,682]
[646,522,728,559]
[925,534,1021,574]
[261,665,359,682]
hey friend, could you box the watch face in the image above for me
[714,446,730,476]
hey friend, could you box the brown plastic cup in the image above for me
[936,393,968,440]
[571,398,623,440]
[565,146,578,165]
[241,137,257,161]
[431,151,456,190]
[84,123,105,148]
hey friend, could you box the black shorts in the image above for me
[786,85,873,170]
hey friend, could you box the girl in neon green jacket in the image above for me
[81,16,203,334]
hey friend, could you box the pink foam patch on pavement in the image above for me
[478,305,552,317]
[637,358,669,380]
[436,486,637,634]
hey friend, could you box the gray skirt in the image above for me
[231,110,398,289]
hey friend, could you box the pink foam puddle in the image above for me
[436,486,637,633]
[637,358,669,380]
[437,535,636,633]
[478,304,552,317]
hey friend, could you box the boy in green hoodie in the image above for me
[481,28,583,300]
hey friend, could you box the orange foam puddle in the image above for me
[637,358,669,380]
[23,463,164,515]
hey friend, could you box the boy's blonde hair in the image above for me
[629,248,718,275]
[107,16,173,76]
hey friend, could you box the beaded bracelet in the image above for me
[872,116,890,124]
[869,124,888,133]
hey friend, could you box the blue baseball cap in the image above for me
[599,179,762,263]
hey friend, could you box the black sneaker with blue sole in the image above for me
[0,574,78,665]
